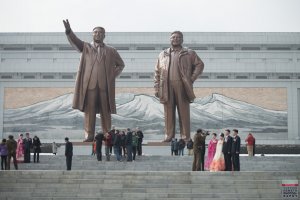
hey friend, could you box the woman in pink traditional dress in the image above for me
[210,133,225,172]
[16,133,24,162]
[204,133,218,170]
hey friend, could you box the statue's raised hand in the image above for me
[63,19,71,32]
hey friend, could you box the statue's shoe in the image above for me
[162,137,173,142]
[83,138,93,142]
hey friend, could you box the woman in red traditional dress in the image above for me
[204,133,218,170]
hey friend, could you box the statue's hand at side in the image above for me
[63,19,71,33]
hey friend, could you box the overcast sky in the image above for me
[0,0,299,32]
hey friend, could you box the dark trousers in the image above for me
[192,150,205,171]
[137,141,142,155]
[171,150,175,156]
[178,149,184,156]
[33,151,39,163]
[109,146,112,154]
[7,153,18,170]
[66,156,72,170]
[105,146,110,161]
[232,153,240,171]
[132,146,137,161]
[97,148,102,161]
[1,155,7,170]
[126,145,132,161]
[24,148,31,163]
[200,150,205,171]
[224,153,232,171]
[120,146,126,157]
[174,150,178,156]
[114,146,121,161]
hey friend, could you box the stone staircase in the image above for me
[1,155,299,200]
[0,170,299,200]
[15,155,300,171]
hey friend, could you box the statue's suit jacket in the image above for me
[154,47,204,104]
[66,30,125,114]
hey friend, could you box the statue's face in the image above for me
[170,33,183,47]
[93,28,105,43]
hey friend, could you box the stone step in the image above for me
[1,171,298,200]
[0,197,286,200]
[13,155,300,171]
[1,166,299,200]
[0,191,283,199]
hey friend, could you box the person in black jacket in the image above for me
[178,138,186,156]
[32,136,41,163]
[231,129,241,171]
[23,132,32,163]
[192,129,208,171]
[136,127,144,156]
[113,130,122,161]
[65,137,73,170]
[125,128,133,162]
[222,129,233,171]
[95,132,104,161]
[186,139,194,156]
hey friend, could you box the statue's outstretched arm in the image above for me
[63,19,84,52]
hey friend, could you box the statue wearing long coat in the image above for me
[66,30,125,114]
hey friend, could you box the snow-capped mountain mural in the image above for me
[4,93,287,141]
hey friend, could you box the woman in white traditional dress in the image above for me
[210,133,225,172]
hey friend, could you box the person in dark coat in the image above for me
[120,131,127,157]
[125,128,133,162]
[95,132,104,161]
[174,138,179,156]
[23,132,32,163]
[178,138,186,156]
[113,130,122,161]
[231,129,241,171]
[104,132,112,161]
[65,137,73,170]
[222,129,233,171]
[132,131,138,161]
[6,135,18,170]
[186,139,194,156]
[109,126,116,154]
[136,127,144,156]
[171,138,176,156]
[0,139,8,170]
[192,129,208,171]
[32,136,41,163]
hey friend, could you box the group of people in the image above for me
[0,133,42,170]
[170,138,194,156]
[91,127,144,162]
[192,129,255,172]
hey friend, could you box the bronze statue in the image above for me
[154,31,204,142]
[63,19,125,142]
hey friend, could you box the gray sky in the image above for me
[0,0,300,32]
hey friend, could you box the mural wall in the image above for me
[3,87,287,142]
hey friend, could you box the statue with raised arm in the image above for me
[154,31,204,142]
[63,19,125,142]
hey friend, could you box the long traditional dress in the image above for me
[210,139,225,172]
[204,138,218,170]
[16,137,24,162]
